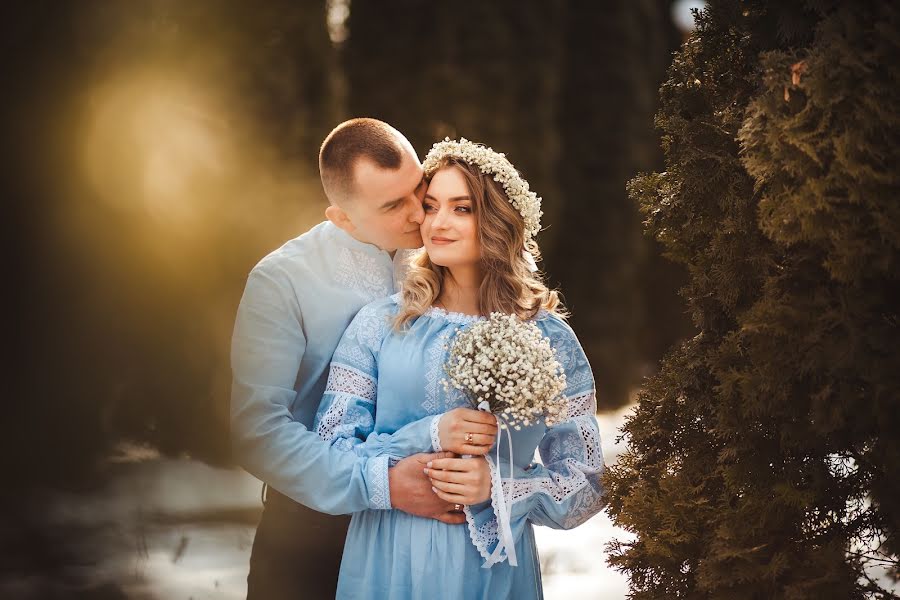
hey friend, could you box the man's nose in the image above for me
[408,196,425,225]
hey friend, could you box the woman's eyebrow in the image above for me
[423,194,472,202]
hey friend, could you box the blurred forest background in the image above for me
[5,0,692,489]
[5,1,898,598]
[2,1,699,597]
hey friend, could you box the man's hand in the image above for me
[424,455,492,506]
[437,408,498,455]
[389,452,466,524]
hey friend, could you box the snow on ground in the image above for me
[6,404,633,599]
[10,402,894,599]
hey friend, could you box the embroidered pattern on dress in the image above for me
[333,436,357,452]
[368,455,391,510]
[330,301,390,373]
[565,367,594,396]
[316,392,376,447]
[343,403,375,435]
[345,304,390,351]
[422,332,449,414]
[332,345,370,371]
[503,393,604,507]
[541,426,588,465]
[465,515,499,561]
[546,330,577,372]
[334,247,392,302]
[561,475,606,529]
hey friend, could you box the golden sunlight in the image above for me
[75,62,326,284]
[82,70,230,227]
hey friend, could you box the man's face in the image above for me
[343,150,426,252]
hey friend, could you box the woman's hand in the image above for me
[438,407,498,455]
[424,454,492,506]
[389,452,467,525]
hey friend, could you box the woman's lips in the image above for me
[430,237,454,245]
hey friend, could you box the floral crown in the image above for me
[422,138,543,243]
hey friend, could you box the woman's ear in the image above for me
[325,204,356,234]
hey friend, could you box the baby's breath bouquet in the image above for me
[443,313,568,429]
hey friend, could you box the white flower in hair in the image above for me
[423,138,543,243]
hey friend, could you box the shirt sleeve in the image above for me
[230,264,392,514]
[463,316,606,565]
[314,302,437,461]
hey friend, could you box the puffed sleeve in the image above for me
[463,315,606,566]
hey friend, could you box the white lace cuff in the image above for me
[463,456,503,563]
[430,414,443,452]
[367,455,391,510]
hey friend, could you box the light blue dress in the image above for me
[314,294,606,599]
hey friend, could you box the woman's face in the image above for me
[421,166,480,269]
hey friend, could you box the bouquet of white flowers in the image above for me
[442,312,568,430]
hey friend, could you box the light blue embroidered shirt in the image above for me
[230,221,433,514]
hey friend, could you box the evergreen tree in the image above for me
[604,1,899,598]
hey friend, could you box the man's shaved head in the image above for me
[319,118,415,205]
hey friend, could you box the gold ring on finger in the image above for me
[464,432,473,443]
[454,503,463,511]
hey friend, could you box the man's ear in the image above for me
[325,204,356,234]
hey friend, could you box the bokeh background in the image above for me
[3,1,705,598]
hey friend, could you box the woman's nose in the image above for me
[430,207,449,229]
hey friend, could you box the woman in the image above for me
[314,138,605,599]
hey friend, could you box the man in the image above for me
[230,118,494,598]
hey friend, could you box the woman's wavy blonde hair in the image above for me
[394,156,566,329]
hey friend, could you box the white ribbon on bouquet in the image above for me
[475,400,518,568]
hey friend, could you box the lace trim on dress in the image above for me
[430,415,443,452]
[573,415,604,470]
[501,458,592,506]
[567,391,597,419]
[424,305,486,325]
[316,364,378,443]
[423,306,553,325]
[325,364,377,401]
[316,392,353,442]
[463,456,502,562]
[422,331,451,414]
